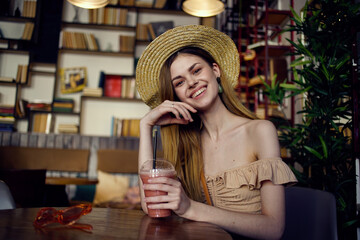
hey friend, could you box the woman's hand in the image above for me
[142,177,192,216]
[141,100,197,127]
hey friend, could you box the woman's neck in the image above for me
[198,98,237,141]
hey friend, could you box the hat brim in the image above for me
[135,24,239,109]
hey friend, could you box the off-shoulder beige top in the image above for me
[203,157,298,214]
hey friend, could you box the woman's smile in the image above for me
[191,87,207,99]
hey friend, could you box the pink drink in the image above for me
[140,160,176,218]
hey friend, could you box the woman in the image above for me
[135,25,297,240]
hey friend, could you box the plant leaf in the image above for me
[319,136,328,158]
[304,146,323,159]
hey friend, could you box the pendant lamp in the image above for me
[67,0,110,9]
[182,0,225,17]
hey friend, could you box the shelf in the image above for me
[62,22,136,31]
[0,49,29,54]
[30,110,80,116]
[81,95,142,102]
[0,80,16,85]
[0,37,31,42]
[59,48,134,57]
[0,16,35,23]
[29,70,56,76]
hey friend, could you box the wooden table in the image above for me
[0,207,232,240]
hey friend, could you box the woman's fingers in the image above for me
[162,100,197,122]
[142,100,197,127]
[142,178,191,215]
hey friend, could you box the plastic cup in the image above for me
[140,159,176,218]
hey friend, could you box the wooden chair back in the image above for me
[0,146,89,172]
[97,149,139,173]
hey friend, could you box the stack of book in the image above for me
[15,99,29,118]
[22,0,37,18]
[103,75,138,99]
[27,101,52,111]
[15,65,28,84]
[136,24,151,41]
[111,117,140,137]
[119,35,135,53]
[0,105,15,132]
[120,77,137,99]
[88,8,128,26]
[83,87,103,97]
[52,98,74,112]
[58,124,78,134]
[32,113,53,133]
[61,31,99,51]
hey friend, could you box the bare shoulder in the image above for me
[246,119,277,135]
[245,119,280,159]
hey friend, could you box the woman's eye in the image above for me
[193,68,201,74]
[174,80,184,87]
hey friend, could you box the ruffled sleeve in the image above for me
[223,158,298,190]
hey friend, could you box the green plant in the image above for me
[262,1,359,239]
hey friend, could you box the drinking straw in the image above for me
[152,127,158,169]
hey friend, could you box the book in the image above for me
[119,35,135,53]
[104,75,122,97]
[118,8,128,26]
[119,0,135,6]
[147,24,156,40]
[21,22,34,40]
[98,71,105,89]
[58,124,79,134]
[154,0,167,8]
[15,99,28,118]
[52,98,74,112]
[120,77,136,98]
[22,0,37,18]
[27,101,52,111]
[83,87,103,97]
[20,65,28,83]
[62,32,99,51]
[0,77,14,82]
[136,24,150,41]
[15,65,28,83]
[31,113,53,133]
[135,1,153,7]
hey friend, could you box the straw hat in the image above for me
[135,24,239,109]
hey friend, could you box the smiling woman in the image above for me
[135,25,297,240]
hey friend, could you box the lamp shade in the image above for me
[182,0,224,17]
[67,0,110,9]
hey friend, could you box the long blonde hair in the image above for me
[159,47,256,201]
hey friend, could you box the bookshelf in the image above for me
[0,0,42,133]
[0,0,201,136]
[53,1,199,136]
[225,0,294,123]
